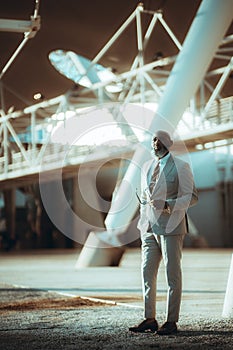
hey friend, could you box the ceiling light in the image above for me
[33,92,44,100]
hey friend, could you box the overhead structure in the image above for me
[0,0,41,81]
[1,1,233,181]
[49,50,123,93]
[0,0,41,249]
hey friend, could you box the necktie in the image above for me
[149,162,160,193]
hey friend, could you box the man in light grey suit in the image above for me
[129,130,198,335]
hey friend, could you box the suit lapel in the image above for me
[163,155,174,178]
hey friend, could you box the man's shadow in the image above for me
[135,329,233,337]
[177,329,233,337]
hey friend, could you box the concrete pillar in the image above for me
[72,172,106,247]
[75,231,125,268]
[73,173,105,229]
[222,253,233,318]
[3,188,16,245]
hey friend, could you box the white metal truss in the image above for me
[0,0,41,80]
[0,3,232,182]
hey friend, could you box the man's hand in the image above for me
[149,200,171,213]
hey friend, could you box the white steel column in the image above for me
[150,0,233,130]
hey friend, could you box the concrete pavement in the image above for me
[0,248,232,317]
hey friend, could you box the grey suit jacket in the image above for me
[137,154,198,236]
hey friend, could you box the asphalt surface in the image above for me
[0,248,233,349]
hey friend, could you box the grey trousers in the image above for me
[141,232,185,322]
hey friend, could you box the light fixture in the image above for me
[33,92,44,100]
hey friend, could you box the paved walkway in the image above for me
[0,248,232,314]
[0,248,233,349]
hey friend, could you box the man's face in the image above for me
[152,137,168,158]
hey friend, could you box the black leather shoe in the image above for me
[157,322,177,335]
[129,319,158,333]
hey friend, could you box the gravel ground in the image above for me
[0,284,233,350]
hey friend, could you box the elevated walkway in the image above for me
[0,94,232,188]
[0,142,136,190]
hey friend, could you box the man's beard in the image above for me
[153,145,168,158]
